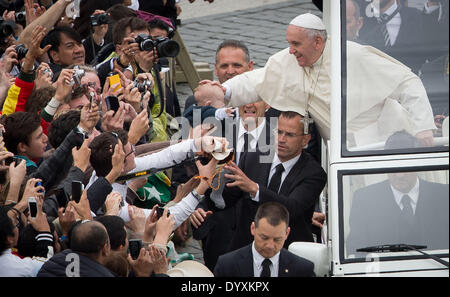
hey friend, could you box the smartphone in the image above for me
[129,239,143,260]
[105,96,120,114]
[55,188,69,208]
[109,73,122,93]
[71,181,84,203]
[4,156,17,166]
[28,197,38,218]
[156,206,170,219]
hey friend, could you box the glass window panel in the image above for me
[343,0,449,154]
[342,169,449,260]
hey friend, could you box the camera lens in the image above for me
[156,39,180,58]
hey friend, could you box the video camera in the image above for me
[90,13,109,27]
[134,34,180,58]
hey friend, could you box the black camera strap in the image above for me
[152,63,165,119]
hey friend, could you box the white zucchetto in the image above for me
[289,13,325,30]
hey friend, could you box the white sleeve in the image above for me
[168,193,200,229]
[392,75,437,134]
[223,70,262,107]
[130,139,196,173]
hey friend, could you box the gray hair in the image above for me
[215,39,251,64]
[304,28,328,41]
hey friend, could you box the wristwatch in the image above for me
[191,189,205,201]
[74,125,91,139]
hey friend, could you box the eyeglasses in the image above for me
[273,128,305,138]
[81,82,102,95]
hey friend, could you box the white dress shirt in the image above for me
[391,177,420,214]
[251,153,301,202]
[378,1,401,46]
[252,242,280,277]
[236,118,266,165]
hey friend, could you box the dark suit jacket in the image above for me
[359,6,438,73]
[346,179,449,255]
[192,120,274,271]
[224,149,327,252]
[214,244,315,277]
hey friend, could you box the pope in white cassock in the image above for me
[208,13,436,147]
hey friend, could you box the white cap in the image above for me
[289,13,325,30]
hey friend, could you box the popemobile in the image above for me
[286,0,449,277]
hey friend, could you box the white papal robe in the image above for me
[223,39,436,146]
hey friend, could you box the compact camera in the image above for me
[70,65,85,86]
[133,78,152,93]
[90,13,109,27]
[134,34,180,58]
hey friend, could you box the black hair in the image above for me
[254,202,290,228]
[89,129,128,177]
[95,215,127,251]
[1,112,42,155]
[0,205,16,254]
[48,110,81,149]
[112,17,149,45]
[42,26,83,63]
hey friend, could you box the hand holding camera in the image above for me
[54,68,76,102]
[90,10,109,45]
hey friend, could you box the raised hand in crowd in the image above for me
[1,45,19,73]
[22,26,51,70]
[128,109,150,145]
[104,191,122,216]
[116,36,140,71]
[142,205,159,244]
[148,245,168,275]
[22,177,46,204]
[24,0,46,26]
[126,205,146,234]
[72,137,92,173]
[153,207,175,246]
[54,68,76,103]
[91,10,109,46]
[34,63,53,90]
[57,205,77,238]
[68,190,93,221]
[79,102,100,133]
[127,246,153,277]
[173,176,200,204]
[105,141,125,184]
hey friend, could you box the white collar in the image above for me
[238,118,266,143]
[271,153,301,175]
[390,178,420,213]
[384,1,398,17]
[252,241,280,270]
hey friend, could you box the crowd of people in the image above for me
[0,0,448,278]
